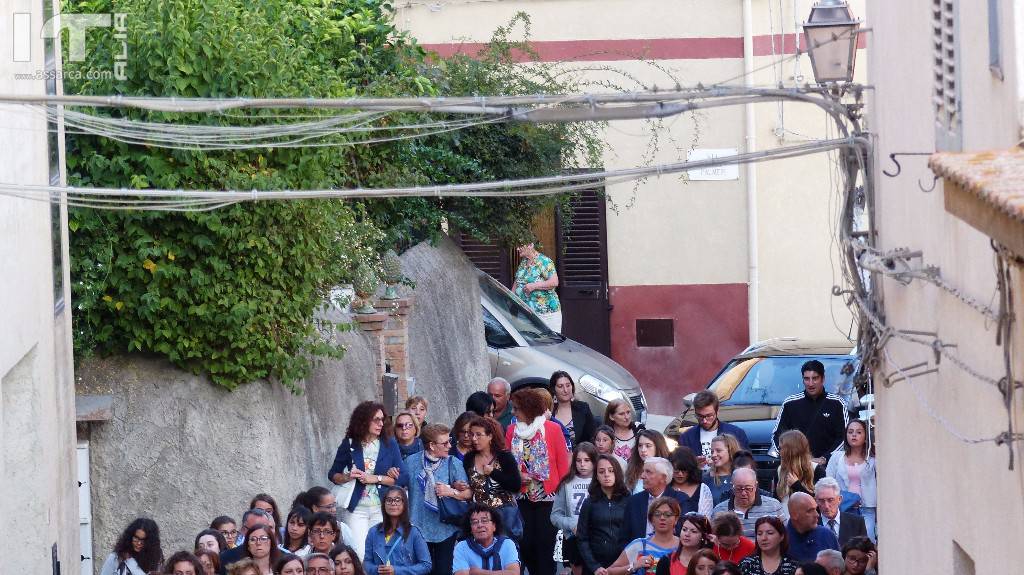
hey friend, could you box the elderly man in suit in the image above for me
[618,457,689,545]
[814,477,867,546]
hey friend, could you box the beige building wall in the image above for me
[867,0,1024,571]
[0,0,79,573]
[399,0,861,410]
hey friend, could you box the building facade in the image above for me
[0,0,80,573]
[399,0,864,413]
[866,0,1024,571]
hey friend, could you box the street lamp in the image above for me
[803,0,862,84]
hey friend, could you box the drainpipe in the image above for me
[743,0,759,345]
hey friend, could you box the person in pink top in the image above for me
[825,420,876,541]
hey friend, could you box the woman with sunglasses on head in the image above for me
[602,497,681,575]
[99,518,164,575]
[577,454,630,575]
[407,423,472,575]
[394,410,424,461]
[329,401,408,560]
[656,513,712,575]
[363,487,431,575]
[461,414,524,541]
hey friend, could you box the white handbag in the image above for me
[331,466,355,509]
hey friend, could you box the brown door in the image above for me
[556,187,611,355]
[453,230,513,286]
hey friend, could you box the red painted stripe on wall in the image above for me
[422,33,866,62]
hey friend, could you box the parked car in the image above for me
[478,270,647,423]
[663,338,863,488]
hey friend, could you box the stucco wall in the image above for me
[867,0,1024,571]
[78,237,490,560]
[0,0,79,573]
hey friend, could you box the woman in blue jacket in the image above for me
[363,487,432,575]
[330,401,408,560]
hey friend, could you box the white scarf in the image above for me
[514,414,547,439]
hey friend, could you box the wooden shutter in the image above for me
[932,0,962,151]
[559,189,606,288]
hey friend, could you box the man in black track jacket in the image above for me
[771,360,848,463]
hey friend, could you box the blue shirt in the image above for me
[786,522,839,562]
[406,452,469,543]
[453,538,519,573]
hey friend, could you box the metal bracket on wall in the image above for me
[881,151,939,192]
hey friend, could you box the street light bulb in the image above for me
[803,0,861,84]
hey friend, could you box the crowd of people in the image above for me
[99,362,878,575]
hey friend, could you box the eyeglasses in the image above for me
[132,534,146,543]
[845,557,869,565]
[695,413,717,422]
[219,529,238,538]
[470,518,493,526]
[310,529,336,537]
[459,429,473,436]
[651,512,678,519]
[734,486,756,493]
[249,536,270,544]
[372,416,385,423]
[384,497,404,504]
[470,432,488,439]
[397,422,415,429]
[307,567,334,575]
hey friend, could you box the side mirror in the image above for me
[682,392,697,409]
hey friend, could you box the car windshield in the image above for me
[478,273,564,345]
[711,355,859,405]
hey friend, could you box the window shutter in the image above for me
[932,0,962,151]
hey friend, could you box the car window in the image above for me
[482,306,517,349]
[478,274,563,345]
[712,356,858,405]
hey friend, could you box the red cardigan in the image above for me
[505,420,570,496]
[713,536,755,563]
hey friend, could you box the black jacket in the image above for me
[463,450,523,493]
[821,511,868,546]
[771,391,848,459]
[567,400,598,446]
[577,492,629,572]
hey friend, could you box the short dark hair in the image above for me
[308,512,340,545]
[711,511,743,537]
[274,554,304,575]
[194,528,227,554]
[210,516,236,531]
[801,360,825,377]
[841,535,877,557]
[692,390,719,411]
[164,551,204,575]
[466,391,496,417]
[731,450,756,470]
[670,447,702,485]
[462,504,503,538]
[796,562,828,575]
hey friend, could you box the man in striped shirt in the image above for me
[710,468,787,537]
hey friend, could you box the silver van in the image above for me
[478,270,647,422]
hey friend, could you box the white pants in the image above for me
[538,310,562,333]
[341,504,383,560]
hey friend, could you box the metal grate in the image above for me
[932,0,962,151]
[630,394,646,413]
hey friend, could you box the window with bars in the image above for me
[932,0,962,151]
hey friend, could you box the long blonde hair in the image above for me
[710,434,740,485]
[776,430,815,500]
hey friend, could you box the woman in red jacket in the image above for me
[505,387,570,575]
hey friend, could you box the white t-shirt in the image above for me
[699,426,718,469]
[567,476,591,517]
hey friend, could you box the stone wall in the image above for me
[77,236,488,561]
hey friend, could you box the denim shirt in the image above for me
[406,451,468,543]
[363,525,431,575]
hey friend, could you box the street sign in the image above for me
[687,148,739,181]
